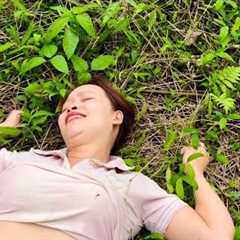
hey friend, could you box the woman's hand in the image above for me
[0,110,22,128]
[180,142,211,175]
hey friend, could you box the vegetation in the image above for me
[0,0,239,239]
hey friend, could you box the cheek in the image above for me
[94,107,113,124]
[91,103,107,114]
[58,115,65,129]
[86,101,98,110]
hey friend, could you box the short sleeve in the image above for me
[128,173,188,235]
[0,148,12,173]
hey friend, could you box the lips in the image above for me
[65,112,86,124]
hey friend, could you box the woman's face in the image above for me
[58,84,123,147]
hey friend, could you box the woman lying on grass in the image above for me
[0,76,234,240]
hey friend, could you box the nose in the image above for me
[67,105,78,112]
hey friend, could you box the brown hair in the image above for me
[61,75,136,155]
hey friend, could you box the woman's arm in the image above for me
[165,143,235,240]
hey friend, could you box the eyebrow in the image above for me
[77,91,96,96]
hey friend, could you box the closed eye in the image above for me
[82,97,94,102]
[61,98,94,112]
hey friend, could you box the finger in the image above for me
[12,109,22,115]
[183,157,188,163]
[199,142,207,150]
[180,147,187,155]
[7,110,21,120]
[5,110,21,126]
[199,142,207,151]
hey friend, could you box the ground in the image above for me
[0,1,239,239]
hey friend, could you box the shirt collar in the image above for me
[30,147,134,172]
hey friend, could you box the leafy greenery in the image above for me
[0,0,240,239]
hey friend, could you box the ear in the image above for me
[112,110,124,125]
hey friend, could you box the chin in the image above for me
[65,129,84,140]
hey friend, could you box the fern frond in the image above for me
[208,66,240,95]
[211,93,236,113]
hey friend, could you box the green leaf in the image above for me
[0,42,14,53]
[216,51,234,62]
[40,44,58,58]
[50,5,73,18]
[217,26,230,47]
[21,22,34,45]
[187,152,204,162]
[216,151,230,165]
[102,2,121,25]
[219,117,227,129]
[166,167,172,182]
[218,26,229,40]
[166,167,174,193]
[134,3,148,15]
[231,17,240,35]
[50,55,69,74]
[76,13,96,37]
[10,0,26,10]
[191,133,200,149]
[197,51,216,65]
[208,66,240,94]
[226,0,237,9]
[182,175,198,189]
[30,110,54,119]
[77,72,91,84]
[0,127,21,138]
[214,0,224,11]
[144,232,165,240]
[91,55,114,71]
[70,6,87,15]
[124,158,136,167]
[165,167,174,193]
[183,128,199,135]
[234,226,240,240]
[32,116,48,126]
[20,56,46,75]
[184,163,195,179]
[163,129,177,151]
[71,3,99,14]
[167,183,174,193]
[176,177,185,199]
[30,110,54,126]
[211,93,235,113]
[44,16,69,43]
[71,55,88,72]
[228,113,240,120]
[148,10,157,31]
[24,82,41,95]
[59,88,67,98]
[63,28,79,59]
[109,18,129,32]
[124,30,141,45]
[33,33,42,45]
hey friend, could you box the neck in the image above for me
[66,143,111,167]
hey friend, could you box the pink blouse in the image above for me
[0,147,188,240]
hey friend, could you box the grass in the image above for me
[0,0,240,239]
